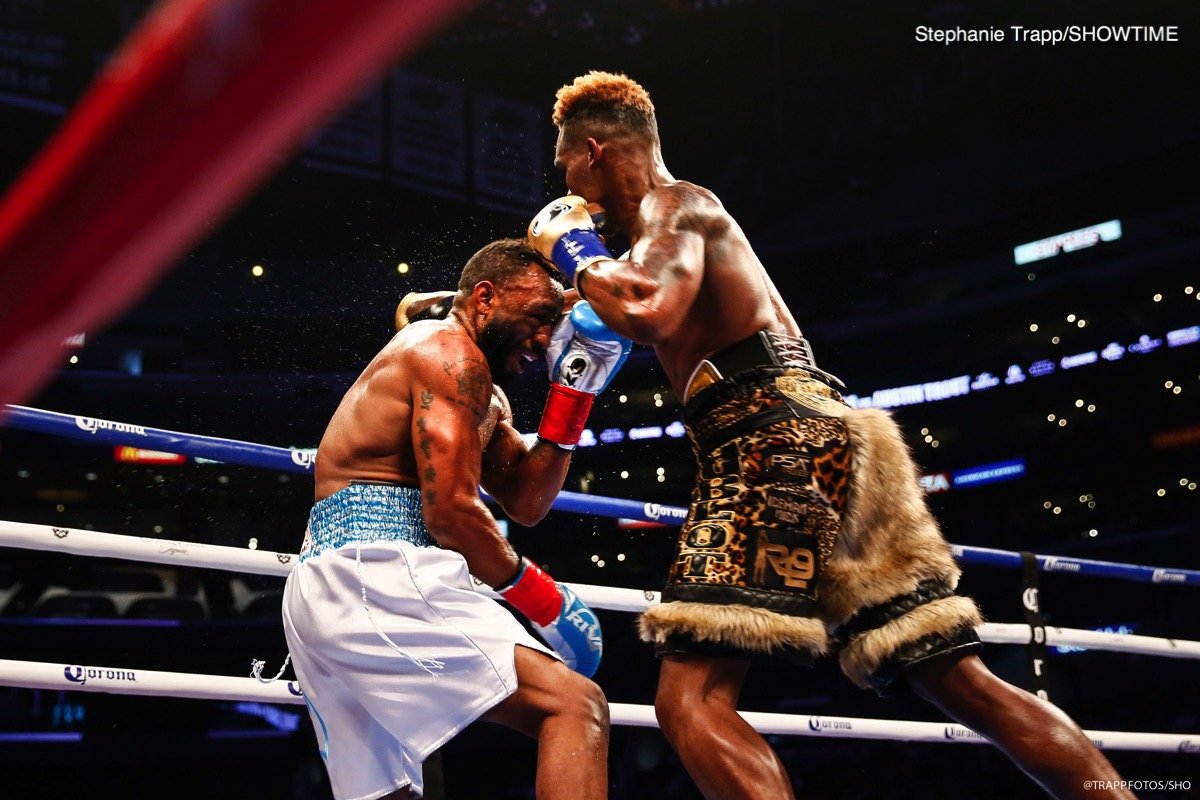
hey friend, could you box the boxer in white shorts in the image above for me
[283,484,562,798]
[283,239,630,800]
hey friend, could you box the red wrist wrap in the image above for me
[497,558,561,626]
[537,383,594,448]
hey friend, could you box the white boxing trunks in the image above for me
[281,483,556,800]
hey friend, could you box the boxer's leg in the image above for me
[908,652,1133,800]
[481,645,608,800]
[654,654,794,800]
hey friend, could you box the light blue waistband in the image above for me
[300,483,436,562]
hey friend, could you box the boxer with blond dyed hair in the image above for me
[528,70,1131,800]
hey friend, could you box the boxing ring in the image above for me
[2,404,1198,753]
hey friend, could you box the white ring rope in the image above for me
[3,519,1197,752]
[0,657,1193,753]
[3,518,1199,660]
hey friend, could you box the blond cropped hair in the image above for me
[553,71,658,143]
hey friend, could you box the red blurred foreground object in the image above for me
[0,0,475,407]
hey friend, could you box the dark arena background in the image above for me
[2,1,1199,798]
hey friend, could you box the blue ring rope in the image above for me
[4,404,1197,587]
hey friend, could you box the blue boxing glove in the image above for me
[537,301,632,449]
[496,557,603,677]
[547,301,632,395]
[527,195,613,285]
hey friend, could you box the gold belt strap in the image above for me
[683,359,723,404]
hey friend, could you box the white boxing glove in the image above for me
[547,301,632,395]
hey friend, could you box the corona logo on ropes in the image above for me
[1022,587,1040,613]
[290,448,318,469]
[643,502,687,523]
[63,665,138,686]
[74,416,147,436]
[807,716,852,733]
[944,725,987,742]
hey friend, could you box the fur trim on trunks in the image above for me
[838,595,982,689]
[819,407,965,625]
[638,600,829,657]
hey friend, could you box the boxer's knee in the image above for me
[653,685,692,745]
[554,671,609,732]
[575,675,610,732]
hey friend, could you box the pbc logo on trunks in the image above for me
[52,528,70,539]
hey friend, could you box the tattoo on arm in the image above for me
[420,389,433,410]
[453,361,493,415]
[415,415,432,458]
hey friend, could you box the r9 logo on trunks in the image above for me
[752,530,816,589]
[686,522,728,549]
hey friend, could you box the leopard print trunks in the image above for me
[641,352,984,695]
[655,365,850,665]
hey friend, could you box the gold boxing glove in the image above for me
[527,195,613,285]
[394,290,454,332]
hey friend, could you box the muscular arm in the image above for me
[408,337,519,587]
[576,185,712,344]
[481,408,572,526]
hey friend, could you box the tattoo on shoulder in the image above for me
[453,361,492,414]
[419,389,433,410]
[645,183,716,234]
